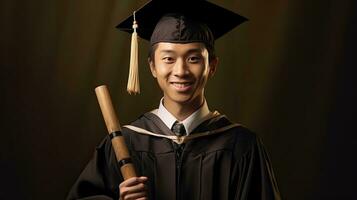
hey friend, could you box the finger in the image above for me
[123,191,147,200]
[121,177,139,187]
[137,176,148,183]
[136,198,148,200]
[126,182,147,194]
[120,176,147,187]
[120,182,147,198]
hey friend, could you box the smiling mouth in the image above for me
[171,82,192,87]
[170,82,194,91]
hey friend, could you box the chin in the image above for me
[168,92,201,105]
[171,95,193,104]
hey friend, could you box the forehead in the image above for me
[155,42,206,54]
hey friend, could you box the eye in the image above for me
[187,56,202,63]
[162,56,175,63]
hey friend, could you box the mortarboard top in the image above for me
[116,0,247,95]
[117,0,247,43]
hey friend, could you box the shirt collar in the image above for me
[156,98,211,135]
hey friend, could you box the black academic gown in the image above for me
[67,112,281,200]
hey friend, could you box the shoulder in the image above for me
[95,111,154,153]
[217,115,260,155]
[127,111,163,130]
[120,111,169,144]
[193,113,258,151]
[230,125,258,149]
[231,125,257,142]
[121,111,173,138]
[208,113,257,142]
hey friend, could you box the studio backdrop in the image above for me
[0,0,356,199]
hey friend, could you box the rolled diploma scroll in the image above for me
[95,85,137,180]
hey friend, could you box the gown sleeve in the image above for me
[66,136,123,200]
[232,135,281,200]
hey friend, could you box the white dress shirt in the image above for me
[152,98,212,135]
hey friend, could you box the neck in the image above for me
[163,96,204,121]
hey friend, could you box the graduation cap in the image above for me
[116,0,247,94]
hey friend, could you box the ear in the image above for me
[148,58,157,78]
[208,57,219,78]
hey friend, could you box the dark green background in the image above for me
[1,0,356,199]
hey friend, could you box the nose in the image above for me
[172,59,188,77]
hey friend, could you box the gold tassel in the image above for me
[127,11,140,95]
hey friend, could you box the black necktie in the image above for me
[171,121,186,136]
[171,121,186,161]
[171,121,186,195]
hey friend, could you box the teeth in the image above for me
[172,83,191,88]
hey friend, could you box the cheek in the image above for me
[192,66,208,79]
[154,64,171,78]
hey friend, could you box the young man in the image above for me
[68,1,281,200]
